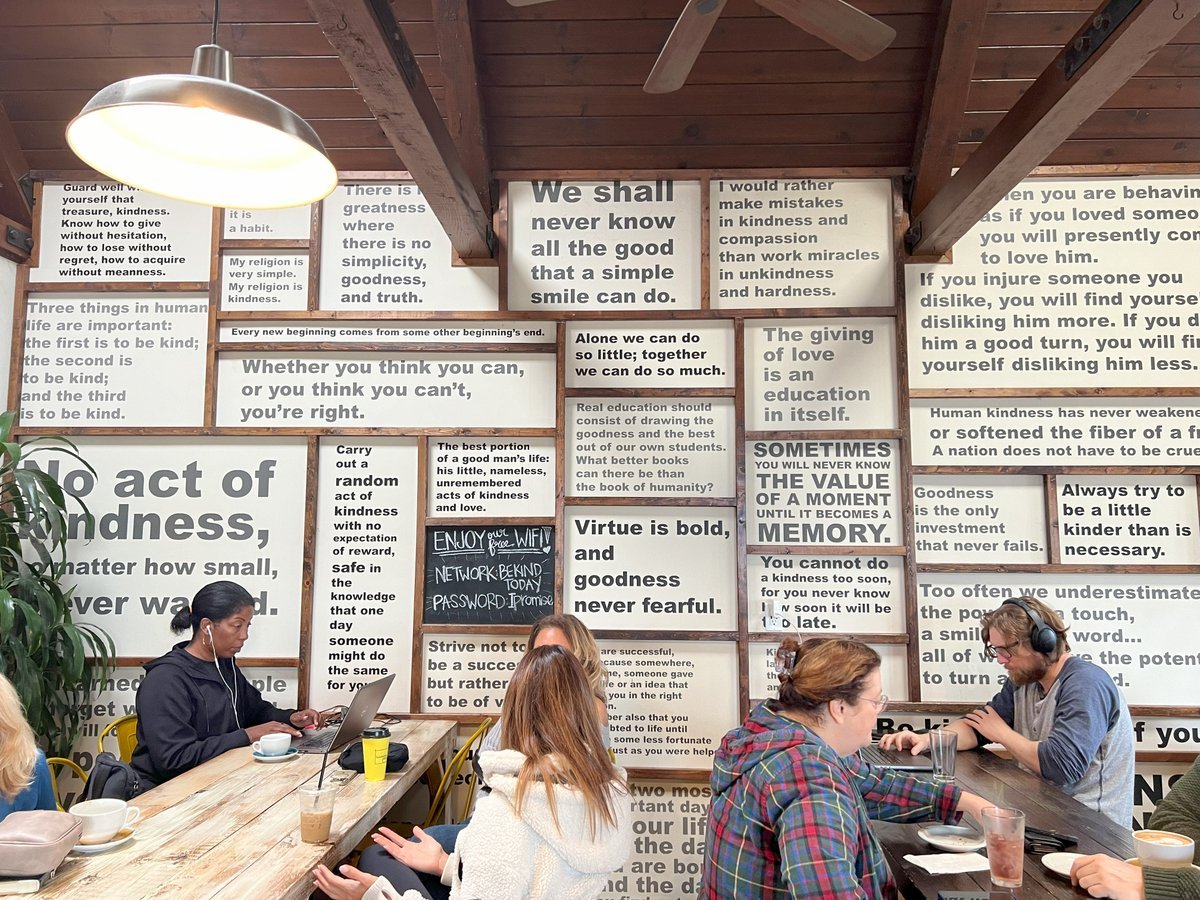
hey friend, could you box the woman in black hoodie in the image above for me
[130,580,321,791]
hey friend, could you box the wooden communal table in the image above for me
[876,748,1135,899]
[42,719,455,900]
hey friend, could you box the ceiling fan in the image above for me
[507,0,897,94]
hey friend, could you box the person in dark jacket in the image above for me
[130,580,321,791]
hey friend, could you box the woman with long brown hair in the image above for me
[702,637,992,899]
[313,645,631,900]
[398,611,612,894]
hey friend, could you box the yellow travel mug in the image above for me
[361,726,390,782]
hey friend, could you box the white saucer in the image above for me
[73,829,135,854]
[1042,851,1085,878]
[254,748,300,763]
[917,824,986,852]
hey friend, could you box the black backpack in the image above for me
[81,752,143,801]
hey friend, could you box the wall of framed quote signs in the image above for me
[10,170,1200,897]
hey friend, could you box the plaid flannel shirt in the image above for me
[701,703,961,899]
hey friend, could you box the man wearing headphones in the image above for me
[882,595,1134,827]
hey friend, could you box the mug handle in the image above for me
[252,740,263,753]
[124,806,141,828]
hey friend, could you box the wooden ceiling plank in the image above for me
[483,82,926,117]
[973,43,1200,82]
[429,0,493,223]
[483,47,929,86]
[970,76,1200,112]
[908,0,988,217]
[966,106,1200,142]
[491,142,913,171]
[0,101,32,235]
[477,14,933,54]
[910,0,1200,258]
[488,112,915,147]
[305,0,492,260]
[2,2,315,27]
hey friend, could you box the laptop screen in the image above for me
[297,673,395,753]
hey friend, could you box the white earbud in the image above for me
[207,622,241,729]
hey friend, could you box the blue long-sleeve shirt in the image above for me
[986,654,1134,827]
[0,750,57,822]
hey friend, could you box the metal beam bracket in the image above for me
[18,172,34,210]
[5,223,32,253]
[1064,0,1141,79]
[904,220,922,256]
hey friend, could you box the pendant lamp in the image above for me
[66,3,337,209]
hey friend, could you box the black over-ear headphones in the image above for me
[1002,597,1058,654]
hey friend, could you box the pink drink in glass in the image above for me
[985,832,1024,888]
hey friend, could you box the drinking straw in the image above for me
[317,747,329,790]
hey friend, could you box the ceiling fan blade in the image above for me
[506,0,560,6]
[644,0,728,95]
[756,0,896,61]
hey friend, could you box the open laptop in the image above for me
[858,743,935,772]
[294,673,396,754]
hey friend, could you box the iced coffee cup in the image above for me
[299,785,336,843]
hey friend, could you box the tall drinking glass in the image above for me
[928,729,958,783]
[982,806,1025,888]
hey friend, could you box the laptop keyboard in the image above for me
[293,728,338,752]
[857,744,933,769]
[858,745,895,767]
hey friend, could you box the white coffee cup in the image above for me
[253,733,292,756]
[1134,829,1195,868]
[68,798,141,844]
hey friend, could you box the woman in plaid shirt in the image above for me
[701,638,992,898]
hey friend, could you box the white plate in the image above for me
[253,748,300,763]
[917,825,986,852]
[73,830,135,855]
[1042,852,1085,878]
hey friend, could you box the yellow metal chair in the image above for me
[46,757,88,811]
[98,714,139,762]
[423,717,493,828]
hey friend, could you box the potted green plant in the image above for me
[0,410,114,757]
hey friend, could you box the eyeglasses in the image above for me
[984,638,1027,661]
[860,694,889,712]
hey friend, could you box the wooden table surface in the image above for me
[42,718,456,900]
[877,748,1136,899]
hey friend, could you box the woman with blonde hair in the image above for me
[528,614,608,709]
[702,637,993,899]
[313,645,632,900]
[0,673,56,821]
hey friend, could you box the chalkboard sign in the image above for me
[424,525,555,625]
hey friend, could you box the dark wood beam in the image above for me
[908,0,1200,257]
[429,0,493,220]
[0,101,33,257]
[908,0,989,224]
[305,0,494,261]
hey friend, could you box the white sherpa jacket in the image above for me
[364,748,633,900]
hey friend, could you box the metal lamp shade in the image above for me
[66,45,337,209]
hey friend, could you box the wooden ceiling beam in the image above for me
[907,0,989,219]
[0,101,33,262]
[305,0,494,262]
[908,0,1200,258]
[429,0,492,219]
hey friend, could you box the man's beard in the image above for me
[1008,657,1050,686]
